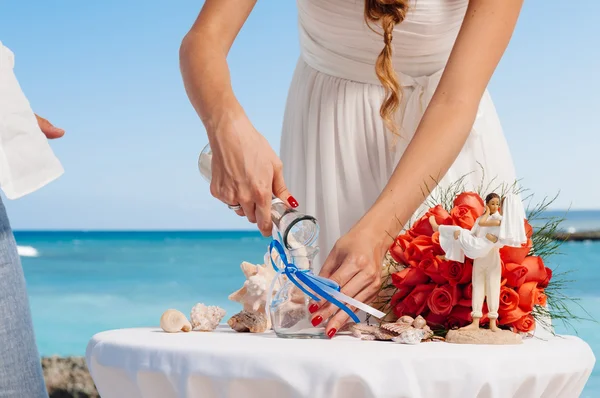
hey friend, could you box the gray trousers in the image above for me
[0,197,47,397]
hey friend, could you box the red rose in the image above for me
[389,234,412,264]
[409,205,453,238]
[536,289,547,306]
[405,236,434,265]
[499,286,520,312]
[394,283,436,318]
[418,253,447,284]
[409,216,435,238]
[522,256,547,284]
[453,192,485,216]
[517,281,539,312]
[427,284,460,316]
[391,267,430,288]
[425,312,447,328]
[539,267,553,288]
[512,314,536,333]
[499,306,528,325]
[446,305,472,329]
[502,262,528,287]
[500,238,532,265]
[439,259,473,286]
[432,231,440,246]
[390,285,414,307]
[429,204,452,224]
[524,219,533,238]
[451,205,480,230]
[458,283,473,307]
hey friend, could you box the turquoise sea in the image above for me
[15,210,600,396]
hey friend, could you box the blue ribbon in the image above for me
[268,239,360,324]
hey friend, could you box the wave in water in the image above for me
[17,245,40,257]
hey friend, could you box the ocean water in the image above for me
[13,211,600,396]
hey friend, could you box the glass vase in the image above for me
[267,244,327,338]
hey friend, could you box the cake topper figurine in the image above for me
[430,192,527,338]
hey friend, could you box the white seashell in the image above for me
[392,328,426,345]
[412,315,427,329]
[398,315,415,325]
[160,309,192,333]
[190,303,226,331]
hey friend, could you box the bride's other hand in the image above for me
[309,226,386,338]
[209,115,296,236]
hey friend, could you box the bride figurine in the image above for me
[430,192,527,332]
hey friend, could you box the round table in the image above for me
[85,326,595,398]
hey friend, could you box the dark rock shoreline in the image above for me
[552,230,600,241]
[42,356,98,398]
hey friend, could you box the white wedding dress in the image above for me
[280,0,516,271]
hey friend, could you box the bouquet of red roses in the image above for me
[386,192,553,333]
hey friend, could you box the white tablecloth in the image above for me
[85,326,595,398]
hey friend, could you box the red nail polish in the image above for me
[309,304,319,314]
[311,316,323,327]
[288,196,299,208]
[327,328,337,338]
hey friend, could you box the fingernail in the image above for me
[287,196,299,208]
[311,315,323,327]
[308,304,319,313]
[327,328,337,338]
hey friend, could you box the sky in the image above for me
[0,1,598,230]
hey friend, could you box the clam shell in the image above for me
[381,322,411,334]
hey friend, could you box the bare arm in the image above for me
[179,0,295,236]
[359,0,523,248]
[179,0,256,132]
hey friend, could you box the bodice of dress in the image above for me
[472,212,502,239]
[297,0,468,84]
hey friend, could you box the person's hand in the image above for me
[484,205,490,215]
[209,114,297,236]
[308,225,386,338]
[35,114,65,139]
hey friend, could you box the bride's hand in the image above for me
[209,114,297,236]
[308,225,386,338]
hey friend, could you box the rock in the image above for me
[445,328,522,345]
[552,230,600,241]
[42,356,99,398]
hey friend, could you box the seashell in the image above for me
[228,261,279,329]
[227,310,268,333]
[392,328,426,345]
[372,328,397,341]
[361,334,377,341]
[190,303,226,331]
[160,309,192,333]
[412,315,427,329]
[352,324,381,334]
[281,307,307,329]
[421,325,434,340]
[351,328,363,339]
[398,315,415,325]
[381,322,411,334]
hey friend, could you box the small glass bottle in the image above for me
[267,244,327,338]
[198,143,319,250]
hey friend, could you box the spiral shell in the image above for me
[160,309,192,333]
[398,315,415,325]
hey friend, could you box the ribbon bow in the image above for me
[267,239,386,323]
